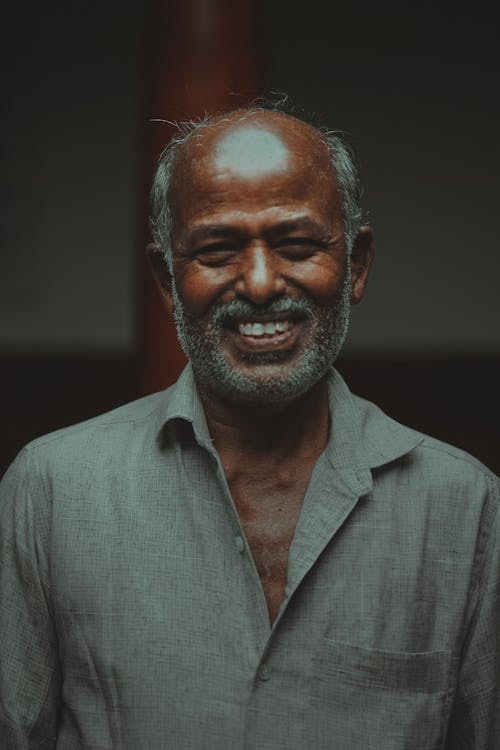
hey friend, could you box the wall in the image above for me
[3,2,144,352]
[2,2,498,473]
[4,3,499,355]
[262,2,500,354]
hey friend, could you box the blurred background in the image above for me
[2,0,499,475]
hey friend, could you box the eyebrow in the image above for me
[186,217,328,246]
[265,218,327,239]
[187,226,241,245]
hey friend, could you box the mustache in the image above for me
[209,297,314,325]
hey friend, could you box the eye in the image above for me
[195,243,238,266]
[275,237,322,259]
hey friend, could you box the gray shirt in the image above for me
[1,366,499,749]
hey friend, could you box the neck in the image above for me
[197,377,331,463]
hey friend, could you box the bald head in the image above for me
[212,122,290,178]
[168,112,342,244]
[172,110,335,184]
[149,105,363,268]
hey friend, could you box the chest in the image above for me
[226,463,314,623]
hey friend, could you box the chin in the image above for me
[178,303,348,405]
[196,354,332,405]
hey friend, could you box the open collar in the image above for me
[325,369,423,470]
[157,364,423,476]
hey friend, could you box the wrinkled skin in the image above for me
[150,112,373,407]
[148,111,374,623]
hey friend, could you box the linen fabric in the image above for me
[0,366,499,749]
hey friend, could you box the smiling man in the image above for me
[1,104,499,749]
[151,111,365,408]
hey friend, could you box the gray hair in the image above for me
[149,98,364,270]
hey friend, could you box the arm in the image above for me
[0,448,61,749]
[444,476,500,749]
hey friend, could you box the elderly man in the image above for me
[1,104,499,749]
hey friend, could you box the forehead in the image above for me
[212,126,290,178]
[172,112,336,194]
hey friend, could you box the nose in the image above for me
[234,243,286,305]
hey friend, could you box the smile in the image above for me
[230,319,299,353]
[238,320,292,337]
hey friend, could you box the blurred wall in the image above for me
[2,2,144,352]
[262,2,500,354]
[2,2,499,473]
[3,3,499,355]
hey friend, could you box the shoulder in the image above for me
[411,432,498,484]
[348,391,499,534]
[395,432,499,526]
[388,423,498,497]
[367,410,499,553]
[33,389,167,442]
[350,395,500,576]
[352,389,498,483]
[408,435,500,537]
[4,389,172,488]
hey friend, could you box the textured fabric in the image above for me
[0,365,499,749]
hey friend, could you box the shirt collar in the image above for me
[158,363,214,451]
[157,364,423,480]
[325,368,423,468]
[323,368,424,496]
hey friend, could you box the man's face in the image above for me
[167,114,356,404]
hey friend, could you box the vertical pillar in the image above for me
[140,0,263,395]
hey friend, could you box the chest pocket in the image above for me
[310,639,455,750]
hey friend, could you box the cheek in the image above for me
[289,259,348,306]
[175,265,233,315]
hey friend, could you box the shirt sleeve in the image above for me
[444,474,500,750]
[0,447,61,749]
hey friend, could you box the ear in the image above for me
[146,242,174,315]
[349,226,374,305]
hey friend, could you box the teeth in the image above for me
[275,321,290,332]
[238,321,292,337]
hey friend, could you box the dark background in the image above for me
[2,2,499,475]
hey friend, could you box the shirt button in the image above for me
[258,664,271,682]
[234,535,245,554]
